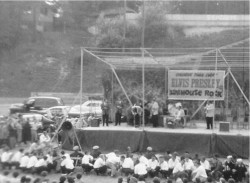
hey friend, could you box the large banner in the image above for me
[168,70,225,100]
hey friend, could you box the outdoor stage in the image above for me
[61,123,249,159]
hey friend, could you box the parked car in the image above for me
[46,106,71,119]
[69,100,102,118]
[9,96,65,114]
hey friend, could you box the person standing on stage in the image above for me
[101,99,110,126]
[204,101,215,129]
[151,97,159,127]
[132,104,142,127]
[115,98,123,126]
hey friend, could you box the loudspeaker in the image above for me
[219,122,230,132]
[91,118,100,127]
[61,121,73,131]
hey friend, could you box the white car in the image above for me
[69,100,102,118]
[46,106,71,119]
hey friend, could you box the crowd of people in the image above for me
[0,143,249,183]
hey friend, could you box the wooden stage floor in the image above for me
[83,122,249,137]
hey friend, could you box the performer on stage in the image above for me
[204,101,215,129]
[115,98,123,126]
[101,99,110,127]
[150,98,159,127]
[131,104,142,127]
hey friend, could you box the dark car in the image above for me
[9,96,65,114]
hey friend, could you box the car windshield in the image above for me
[33,98,61,108]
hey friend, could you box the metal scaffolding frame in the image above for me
[80,38,249,129]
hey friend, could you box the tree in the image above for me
[0,2,22,51]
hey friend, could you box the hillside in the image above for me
[0,28,249,97]
[0,30,106,97]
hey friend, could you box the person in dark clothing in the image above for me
[223,156,235,181]
[101,99,110,126]
[8,121,17,149]
[91,146,101,163]
[70,146,83,166]
[115,99,123,126]
[22,119,32,144]
[234,159,247,182]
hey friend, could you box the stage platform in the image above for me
[61,123,249,159]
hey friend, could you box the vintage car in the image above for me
[9,96,65,114]
[69,100,102,118]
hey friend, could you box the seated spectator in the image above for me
[234,158,247,182]
[192,159,207,182]
[228,178,236,183]
[75,173,84,183]
[10,148,24,169]
[81,151,94,173]
[138,153,149,167]
[34,156,48,174]
[210,154,223,181]
[183,153,194,179]
[159,156,169,179]
[134,158,148,179]
[10,171,20,183]
[173,156,186,178]
[121,155,134,176]
[0,147,12,169]
[20,175,27,183]
[60,155,75,174]
[93,154,107,175]
[145,147,154,159]
[59,176,67,183]
[70,146,83,166]
[168,152,180,175]
[46,151,57,172]
[223,155,235,181]
[91,146,101,163]
[106,150,120,177]
[26,152,38,173]
[67,176,75,183]
[200,156,211,176]
[19,152,30,171]
[152,177,161,183]
[138,175,146,183]
[147,155,160,178]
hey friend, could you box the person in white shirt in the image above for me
[159,156,169,179]
[151,97,159,127]
[19,153,30,171]
[134,158,148,179]
[10,149,24,168]
[26,153,38,173]
[204,101,215,129]
[121,155,134,176]
[201,156,211,175]
[34,156,48,174]
[192,159,208,182]
[174,104,185,127]
[168,152,180,175]
[1,147,13,169]
[173,156,185,176]
[147,155,160,178]
[60,155,74,174]
[93,154,107,175]
[106,150,120,177]
[138,153,149,167]
[39,131,51,144]
[183,153,195,180]
[81,151,94,173]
